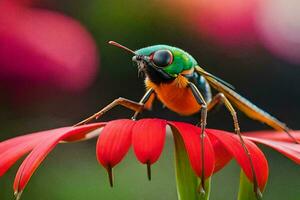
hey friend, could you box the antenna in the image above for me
[108,41,136,55]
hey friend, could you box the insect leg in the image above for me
[207,93,261,198]
[74,97,144,126]
[188,82,208,194]
[132,88,155,120]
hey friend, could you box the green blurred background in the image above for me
[1,0,300,199]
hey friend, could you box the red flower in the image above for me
[1,118,300,199]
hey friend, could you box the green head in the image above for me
[135,45,197,75]
[109,41,198,84]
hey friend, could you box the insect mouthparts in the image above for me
[132,55,146,62]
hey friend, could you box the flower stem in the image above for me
[173,129,211,200]
[238,170,263,200]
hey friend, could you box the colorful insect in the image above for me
[75,41,298,197]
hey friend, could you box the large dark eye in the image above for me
[151,50,173,67]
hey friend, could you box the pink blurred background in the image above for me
[0,0,99,93]
[163,0,300,64]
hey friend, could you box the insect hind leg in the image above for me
[207,93,262,198]
[281,127,299,144]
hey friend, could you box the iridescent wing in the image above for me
[195,66,289,132]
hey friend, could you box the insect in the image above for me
[75,41,298,197]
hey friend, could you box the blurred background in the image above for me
[1,0,300,199]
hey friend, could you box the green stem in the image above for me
[173,128,211,200]
[238,170,263,200]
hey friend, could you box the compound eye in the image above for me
[152,50,173,67]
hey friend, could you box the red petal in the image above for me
[244,130,300,143]
[0,132,48,153]
[96,119,135,169]
[207,129,268,190]
[13,123,104,193]
[208,133,232,173]
[132,119,167,164]
[245,136,300,164]
[0,128,66,176]
[168,122,215,178]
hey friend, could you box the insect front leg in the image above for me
[74,89,155,127]
[188,82,208,194]
[132,88,155,120]
[207,93,261,198]
[74,98,144,126]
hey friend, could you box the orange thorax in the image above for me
[145,75,201,116]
